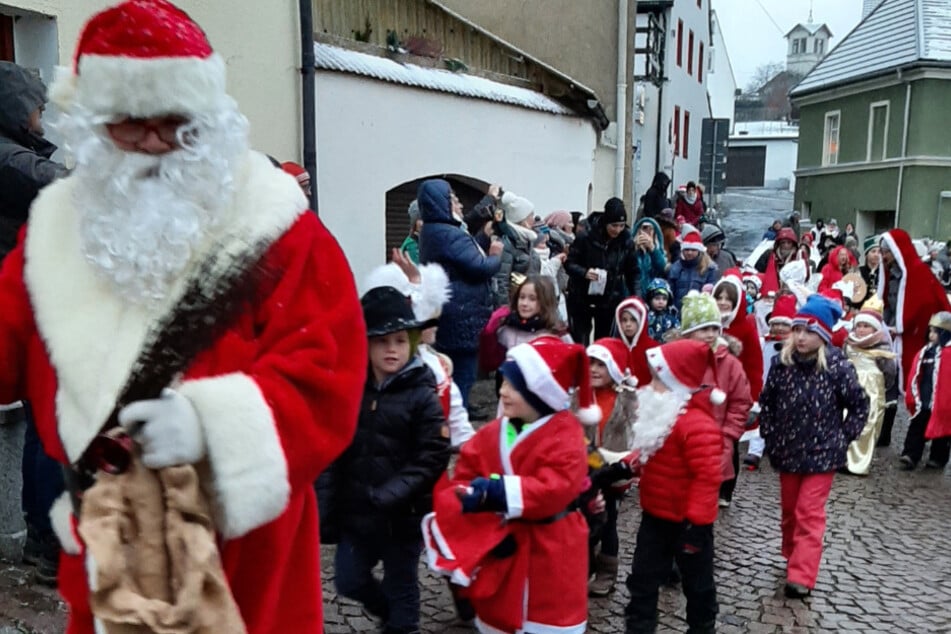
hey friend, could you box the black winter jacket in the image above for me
[334,359,450,539]
[565,214,639,305]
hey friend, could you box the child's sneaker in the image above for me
[743,454,761,471]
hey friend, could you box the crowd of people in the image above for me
[3,2,951,634]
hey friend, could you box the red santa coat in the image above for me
[422,412,589,633]
[879,229,951,382]
[817,245,858,294]
[904,345,951,440]
[715,273,764,401]
[0,151,366,634]
[711,342,753,480]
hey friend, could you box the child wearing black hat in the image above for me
[330,286,451,634]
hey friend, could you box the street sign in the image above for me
[700,118,729,198]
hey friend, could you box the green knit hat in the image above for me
[863,234,880,255]
[680,291,722,335]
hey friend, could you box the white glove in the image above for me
[118,388,205,469]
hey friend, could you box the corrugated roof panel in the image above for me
[313,42,574,116]
[792,0,951,96]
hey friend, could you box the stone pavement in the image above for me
[321,389,951,633]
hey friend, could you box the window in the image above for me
[814,38,824,55]
[687,30,694,75]
[698,42,704,82]
[822,111,840,166]
[683,110,691,159]
[792,39,800,54]
[674,106,681,156]
[867,101,889,161]
[800,38,807,53]
[676,20,683,67]
[698,0,702,7]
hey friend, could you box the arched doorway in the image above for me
[384,174,489,257]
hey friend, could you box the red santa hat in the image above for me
[281,162,310,187]
[51,0,228,118]
[645,339,726,405]
[768,294,797,325]
[504,338,601,425]
[587,338,631,386]
[679,224,704,252]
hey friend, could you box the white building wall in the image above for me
[1,0,302,162]
[315,72,597,287]
[707,10,737,127]
[729,138,799,190]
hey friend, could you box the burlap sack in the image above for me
[78,455,246,634]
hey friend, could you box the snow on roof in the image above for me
[792,0,951,96]
[731,121,800,138]
[313,42,575,116]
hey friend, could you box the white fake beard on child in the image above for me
[631,386,688,464]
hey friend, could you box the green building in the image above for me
[791,0,951,242]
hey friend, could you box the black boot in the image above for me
[687,620,717,634]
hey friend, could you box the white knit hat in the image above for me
[501,191,535,225]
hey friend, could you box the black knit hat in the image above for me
[361,286,435,337]
[603,197,627,224]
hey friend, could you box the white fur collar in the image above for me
[23,150,306,462]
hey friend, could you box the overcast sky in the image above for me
[713,0,866,90]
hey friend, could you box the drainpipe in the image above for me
[615,0,629,200]
[299,0,318,214]
[894,79,911,228]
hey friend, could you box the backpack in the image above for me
[478,306,511,374]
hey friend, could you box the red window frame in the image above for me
[687,30,694,76]
[698,42,704,83]
[673,106,681,156]
[683,110,691,159]
[676,20,683,67]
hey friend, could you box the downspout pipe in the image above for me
[615,0,629,200]
[894,77,911,228]
[299,0,318,214]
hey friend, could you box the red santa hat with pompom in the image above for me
[587,338,633,386]
[679,224,705,252]
[645,339,725,405]
[504,337,602,425]
[51,0,229,118]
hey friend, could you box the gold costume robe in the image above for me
[844,345,888,475]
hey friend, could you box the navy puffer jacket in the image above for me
[418,179,501,351]
[759,348,869,473]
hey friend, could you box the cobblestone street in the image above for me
[321,395,951,633]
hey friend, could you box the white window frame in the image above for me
[866,100,890,162]
[822,110,841,166]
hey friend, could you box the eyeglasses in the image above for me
[105,116,189,146]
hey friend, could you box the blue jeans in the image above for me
[442,349,478,408]
[21,413,64,538]
[334,533,423,631]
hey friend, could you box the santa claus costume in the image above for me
[614,295,658,387]
[422,338,598,634]
[878,228,951,382]
[1,2,367,632]
[900,312,951,469]
[624,339,723,633]
[713,270,764,401]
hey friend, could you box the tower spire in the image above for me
[808,0,813,23]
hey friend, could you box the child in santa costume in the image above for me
[0,2,367,632]
[758,294,869,598]
[843,296,897,475]
[364,251,475,448]
[743,293,797,470]
[623,339,723,634]
[614,295,659,386]
[585,337,639,597]
[679,290,752,509]
[899,311,951,471]
[713,270,764,401]
[422,337,598,634]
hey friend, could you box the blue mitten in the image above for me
[460,476,507,513]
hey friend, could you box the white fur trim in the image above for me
[878,232,907,334]
[24,151,305,463]
[645,347,692,396]
[854,313,884,331]
[178,372,290,539]
[709,388,726,405]
[506,345,569,412]
[576,404,603,426]
[615,298,647,349]
[50,492,81,555]
[53,53,228,117]
[587,344,623,384]
[363,262,451,321]
[502,475,524,519]
[713,275,744,327]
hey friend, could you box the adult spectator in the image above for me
[0,1,367,630]
[787,212,801,237]
[544,210,575,258]
[656,208,681,264]
[565,197,638,344]
[878,229,951,382]
[818,245,858,295]
[0,60,67,586]
[493,189,541,306]
[755,227,804,295]
[667,225,719,310]
[400,199,422,264]
[419,179,503,407]
[639,171,671,219]
[818,218,843,254]
[631,217,668,298]
[810,218,825,243]
[763,219,783,241]
[702,223,736,272]
[675,181,705,227]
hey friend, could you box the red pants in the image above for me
[779,471,835,588]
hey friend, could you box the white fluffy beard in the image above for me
[56,102,249,307]
[631,386,688,464]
